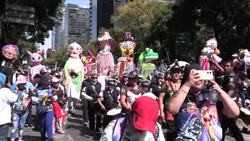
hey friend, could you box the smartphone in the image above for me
[195,70,214,80]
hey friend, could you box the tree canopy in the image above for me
[0,0,64,46]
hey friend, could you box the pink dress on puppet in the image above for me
[199,38,222,70]
[96,32,115,76]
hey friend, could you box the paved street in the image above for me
[21,107,99,141]
[19,107,250,141]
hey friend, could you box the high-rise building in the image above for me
[52,13,65,50]
[89,0,128,40]
[64,4,90,46]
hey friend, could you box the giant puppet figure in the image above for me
[199,38,222,70]
[27,51,46,83]
[82,48,97,76]
[96,32,115,76]
[117,32,136,79]
[0,44,19,84]
[63,42,84,113]
[138,48,159,79]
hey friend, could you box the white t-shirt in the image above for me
[0,88,18,125]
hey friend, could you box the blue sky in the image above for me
[40,0,90,50]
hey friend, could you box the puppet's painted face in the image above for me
[120,41,136,57]
[68,42,82,58]
[205,38,220,55]
[2,44,19,60]
[28,51,43,64]
[144,48,158,62]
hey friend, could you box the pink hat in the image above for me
[16,75,27,84]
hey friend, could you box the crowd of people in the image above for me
[0,58,250,141]
[0,37,250,141]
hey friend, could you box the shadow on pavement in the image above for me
[23,135,42,141]
[66,114,101,141]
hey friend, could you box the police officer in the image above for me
[81,72,102,131]
[97,79,120,128]
[151,72,165,97]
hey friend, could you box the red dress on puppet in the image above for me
[117,32,136,80]
[199,38,222,70]
[96,32,115,76]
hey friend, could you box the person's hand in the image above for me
[186,69,200,87]
[210,80,223,94]
[101,105,106,111]
[160,112,166,123]
[126,104,132,111]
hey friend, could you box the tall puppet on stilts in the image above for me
[63,42,84,115]
[96,32,115,90]
[117,32,136,80]
[199,38,222,70]
[138,48,159,80]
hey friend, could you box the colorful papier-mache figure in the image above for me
[81,48,97,76]
[0,44,19,84]
[63,42,84,114]
[96,32,115,76]
[199,38,222,70]
[117,32,136,80]
[27,51,46,83]
[138,48,158,79]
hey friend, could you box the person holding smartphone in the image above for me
[168,64,239,141]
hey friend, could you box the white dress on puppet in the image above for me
[138,48,159,80]
[117,32,136,80]
[96,32,115,76]
[243,49,250,72]
[63,42,84,100]
[27,51,46,82]
[199,38,222,70]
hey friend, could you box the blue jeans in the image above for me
[11,111,29,138]
[0,124,9,141]
[39,111,54,141]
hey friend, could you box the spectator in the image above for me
[10,75,32,141]
[100,95,165,141]
[120,71,142,112]
[0,73,18,141]
[11,74,35,128]
[36,74,55,141]
[220,60,244,141]
[168,64,239,141]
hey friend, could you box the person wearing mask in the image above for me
[168,64,239,141]
[0,73,18,141]
[120,71,142,112]
[81,72,102,131]
[10,75,33,141]
[100,95,165,141]
[36,74,55,141]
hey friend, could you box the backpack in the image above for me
[13,93,30,114]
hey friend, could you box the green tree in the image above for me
[114,0,156,53]
[44,46,68,69]
[0,0,64,46]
